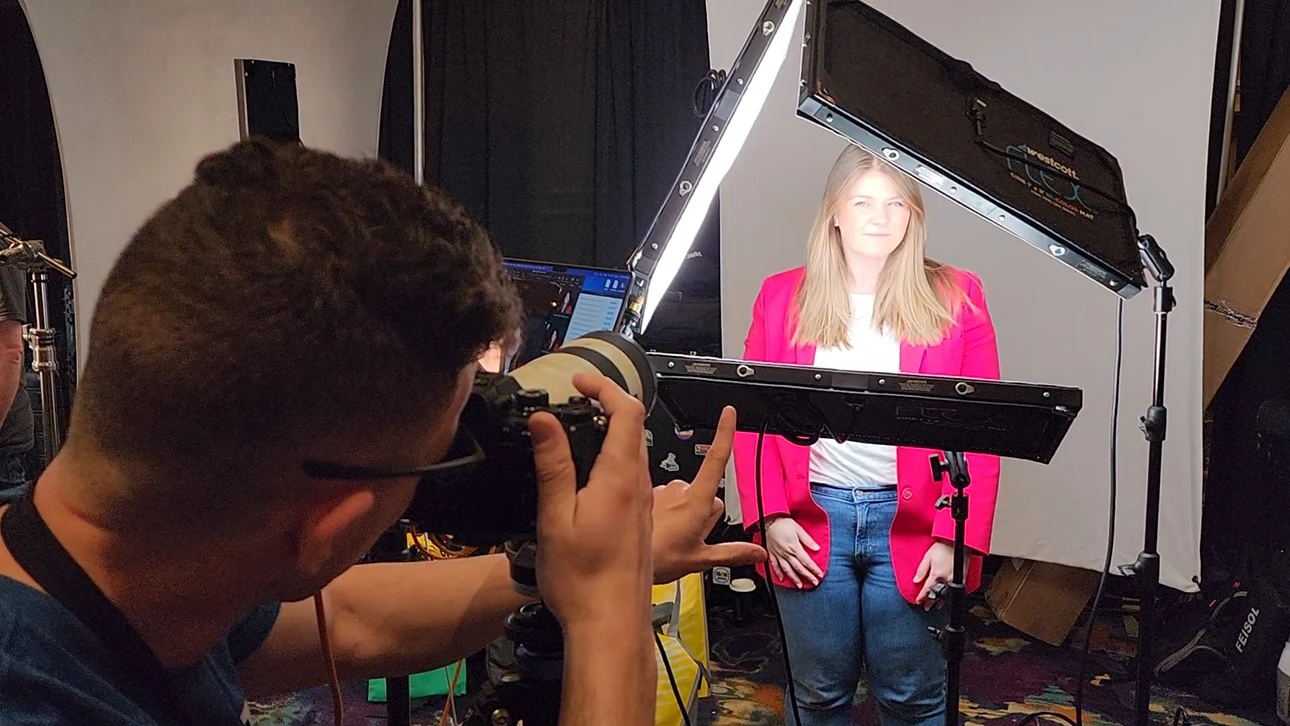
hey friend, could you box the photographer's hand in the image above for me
[530,372,655,726]
[651,406,766,584]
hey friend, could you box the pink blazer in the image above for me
[732,266,1002,604]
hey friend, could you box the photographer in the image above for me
[0,139,764,725]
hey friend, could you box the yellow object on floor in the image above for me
[652,573,711,725]
[410,529,712,724]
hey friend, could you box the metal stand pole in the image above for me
[25,268,62,463]
[412,0,425,186]
[1125,234,1175,726]
[0,224,76,464]
[930,451,970,726]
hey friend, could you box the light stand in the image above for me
[928,451,971,726]
[617,0,805,339]
[1123,233,1175,726]
[0,224,76,465]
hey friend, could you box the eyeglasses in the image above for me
[301,428,487,483]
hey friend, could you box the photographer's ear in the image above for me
[290,487,380,581]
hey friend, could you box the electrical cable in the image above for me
[312,591,346,726]
[692,69,728,117]
[966,100,1134,221]
[654,630,694,726]
[1019,297,1125,726]
[755,417,805,726]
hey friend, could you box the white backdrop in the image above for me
[709,0,1219,592]
[19,0,400,364]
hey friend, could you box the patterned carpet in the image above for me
[249,578,1277,725]
[698,586,1276,726]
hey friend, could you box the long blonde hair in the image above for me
[793,145,967,348]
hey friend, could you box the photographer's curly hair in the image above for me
[71,139,521,499]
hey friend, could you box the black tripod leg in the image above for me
[930,452,970,726]
[387,674,411,725]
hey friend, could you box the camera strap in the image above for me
[1,492,234,726]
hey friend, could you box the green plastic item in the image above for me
[368,662,467,702]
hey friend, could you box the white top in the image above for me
[809,293,901,488]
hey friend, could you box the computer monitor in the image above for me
[501,259,633,370]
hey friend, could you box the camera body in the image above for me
[458,376,610,545]
[403,331,653,548]
[393,331,654,726]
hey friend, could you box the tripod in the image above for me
[0,225,77,464]
[366,521,426,726]
[462,602,564,726]
[1122,234,1175,726]
[929,451,971,726]
[462,540,564,726]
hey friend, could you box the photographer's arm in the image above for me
[238,552,530,699]
[238,393,762,703]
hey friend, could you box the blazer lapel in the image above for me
[900,341,926,374]
[795,342,816,366]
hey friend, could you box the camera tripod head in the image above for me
[504,539,541,597]
[459,540,567,726]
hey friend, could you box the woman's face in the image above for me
[832,169,911,263]
[477,342,504,373]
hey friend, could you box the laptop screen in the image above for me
[501,259,633,369]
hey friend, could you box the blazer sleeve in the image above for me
[733,284,791,530]
[932,275,1002,554]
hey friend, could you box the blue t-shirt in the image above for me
[0,576,281,724]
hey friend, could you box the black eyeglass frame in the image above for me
[300,428,487,482]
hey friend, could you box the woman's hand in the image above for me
[764,516,822,588]
[913,540,954,610]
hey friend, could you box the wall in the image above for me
[20,0,400,362]
[709,0,1219,592]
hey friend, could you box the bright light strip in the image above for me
[637,0,805,332]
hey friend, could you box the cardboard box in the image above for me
[1204,88,1290,407]
[986,558,1101,646]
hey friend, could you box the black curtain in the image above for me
[379,0,722,356]
[1201,0,1290,588]
[378,0,415,177]
[0,1,76,473]
[1205,0,1239,218]
[1232,0,1290,171]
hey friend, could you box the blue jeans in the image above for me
[774,485,947,726]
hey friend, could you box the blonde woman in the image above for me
[732,145,1002,726]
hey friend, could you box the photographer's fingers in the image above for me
[699,541,767,570]
[691,406,735,501]
[529,411,576,529]
[704,493,726,529]
[571,373,647,497]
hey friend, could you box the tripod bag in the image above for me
[1154,405,1290,707]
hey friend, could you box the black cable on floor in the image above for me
[1020,297,1125,726]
